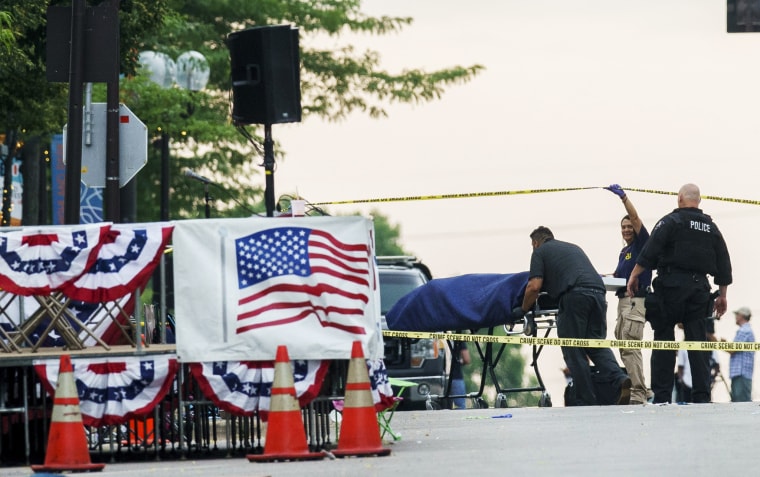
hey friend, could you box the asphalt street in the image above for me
[5,402,760,476]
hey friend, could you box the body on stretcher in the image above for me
[430,293,559,410]
[432,277,624,409]
[386,274,624,408]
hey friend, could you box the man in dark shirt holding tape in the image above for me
[514,226,631,406]
[627,183,732,404]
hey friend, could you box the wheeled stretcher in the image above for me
[439,293,558,409]
[385,272,559,408]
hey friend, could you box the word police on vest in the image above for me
[690,220,710,232]
[183,168,214,184]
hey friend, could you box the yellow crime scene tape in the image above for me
[312,186,760,207]
[319,185,759,352]
[383,330,760,352]
[311,186,596,206]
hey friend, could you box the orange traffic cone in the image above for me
[332,340,391,458]
[247,345,325,462]
[31,354,105,473]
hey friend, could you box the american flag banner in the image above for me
[61,223,174,303]
[173,216,382,362]
[234,226,370,335]
[34,355,179,426]
[0,224,110,296]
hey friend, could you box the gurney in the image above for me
[386,272,558,408]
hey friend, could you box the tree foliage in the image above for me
[0,0,482,222]
[127,1,483,221]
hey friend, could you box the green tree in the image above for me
[1,1,482,221]
[0,0,169,224]
[0,11,13,51]
[367,209,407,256]
[0,0,166,137]
[41,1,483,221]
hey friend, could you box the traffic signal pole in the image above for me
[63,0,85,225]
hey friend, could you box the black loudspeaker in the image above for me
[228,25,301,125]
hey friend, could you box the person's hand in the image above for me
[605,184,626,199]
[714,296,728,318]
[626,275,639,297]
[509,306,525,323]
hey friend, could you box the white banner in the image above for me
[173,216,382,361]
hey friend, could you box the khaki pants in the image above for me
[615,297,647,403]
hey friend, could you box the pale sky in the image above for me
[273,0,760,404]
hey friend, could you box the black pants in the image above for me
[557,291,627,406]
[651,273,711,403]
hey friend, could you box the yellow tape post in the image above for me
[382,330,760,352]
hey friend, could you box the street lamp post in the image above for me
[138,50,209,341]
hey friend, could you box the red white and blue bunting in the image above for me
[190,357,395,419]
[34,355,179,426]
[0,222,172,302]
[62,223,174,303]
[0,224,110,296]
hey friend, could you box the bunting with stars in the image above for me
[34,355,179,426]
[0,224,110,296]
[190,357,395,418]
[189,360,330,419]
[61,222,174,302]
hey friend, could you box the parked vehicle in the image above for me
[377,256,446,410]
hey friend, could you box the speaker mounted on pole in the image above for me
[228,24,301,125]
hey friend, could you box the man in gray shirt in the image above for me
[515,226,631,405]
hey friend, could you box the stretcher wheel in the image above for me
[538,392,552,407]
[495,394,508,408]
[425,399,441,411]
[476,398,489,409]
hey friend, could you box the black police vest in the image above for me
[662,210,718,275]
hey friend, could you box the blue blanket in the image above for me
[385,272,530,332]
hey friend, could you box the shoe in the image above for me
[616,377,632,405]
[629,400,645,405]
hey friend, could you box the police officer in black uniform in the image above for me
[627,183,732,404]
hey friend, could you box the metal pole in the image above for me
[1,132,15,226]
[105,0,121,222]
[63,0,86,225]
[160,132,170,221]
[105,82,121,222]
[264,124,275,217]
[204,183,211,219]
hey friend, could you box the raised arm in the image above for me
[605,184,643,235]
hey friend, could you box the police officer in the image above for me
[627,183,732,403]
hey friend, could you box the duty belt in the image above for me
[566,286,605,295]
[657,266,705,276]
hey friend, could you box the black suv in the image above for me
[378,256,446,410]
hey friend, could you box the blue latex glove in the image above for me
[605,184,625,198]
